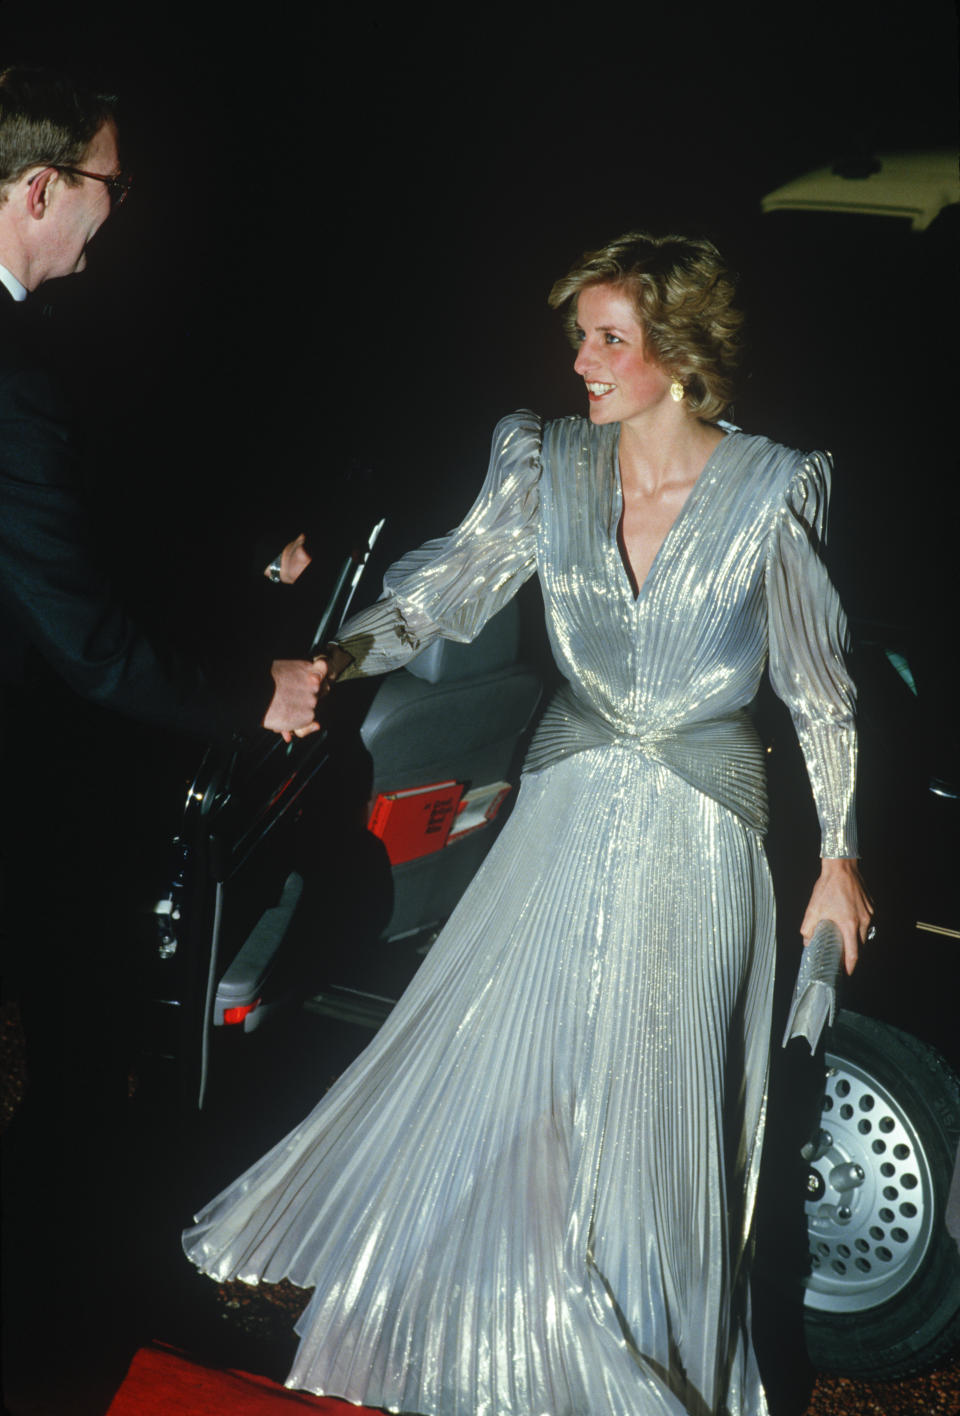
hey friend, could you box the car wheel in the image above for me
[801,1010,960,1378]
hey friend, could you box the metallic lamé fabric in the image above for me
[183,411,858,1415]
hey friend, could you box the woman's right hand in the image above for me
[315,643,354,689]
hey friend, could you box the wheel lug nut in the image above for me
[801,1129,833,1162]
[829,1162,865,1191]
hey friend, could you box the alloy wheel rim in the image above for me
[802,1048,934,1312]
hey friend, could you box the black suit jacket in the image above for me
[0,286,272,740]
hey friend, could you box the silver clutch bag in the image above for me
[781,919,845,1054]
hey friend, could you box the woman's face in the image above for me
[572,284,672,426]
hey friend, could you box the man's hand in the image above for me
[262,659,323,742]
[264,533,312,586]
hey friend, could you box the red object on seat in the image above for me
[106,1342,379,1414]
[367,779,465,864]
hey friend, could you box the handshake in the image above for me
[260,533,353,742]
[262,645,354,743]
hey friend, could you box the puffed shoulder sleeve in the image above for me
[766,451,858,858]
[334,410,541,679]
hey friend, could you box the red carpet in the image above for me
[105,1343,381,1415]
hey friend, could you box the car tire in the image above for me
[802,1009,960,1378]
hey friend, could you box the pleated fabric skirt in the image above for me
[183,745,776,1416]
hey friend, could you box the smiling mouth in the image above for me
[585,382,615,397]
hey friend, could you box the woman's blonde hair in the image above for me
[547,232,744,422]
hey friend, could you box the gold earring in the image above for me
[670,379,685,403]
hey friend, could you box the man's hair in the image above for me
[548,231,744,423]
[0,67,116,202]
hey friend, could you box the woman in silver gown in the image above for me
[183,233,873,1416]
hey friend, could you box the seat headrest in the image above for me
[404,601,521,683]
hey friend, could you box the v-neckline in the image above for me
[611,429,733,603]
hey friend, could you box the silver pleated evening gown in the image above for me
[183,411,858,1416]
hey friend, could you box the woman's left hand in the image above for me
[800,857,875,976]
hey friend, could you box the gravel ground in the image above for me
[805,1362,960,1416]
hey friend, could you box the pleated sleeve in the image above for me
[766,452,859,858]
[334,410,542,679]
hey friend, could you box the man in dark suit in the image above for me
[0,66,321,1151]
[0,64,333,1410]
[0,65,323,741]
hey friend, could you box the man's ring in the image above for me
[866,924,877,941]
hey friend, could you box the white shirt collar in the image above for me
[0,264,28,302]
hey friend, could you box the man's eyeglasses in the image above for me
[53,165,133,209]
